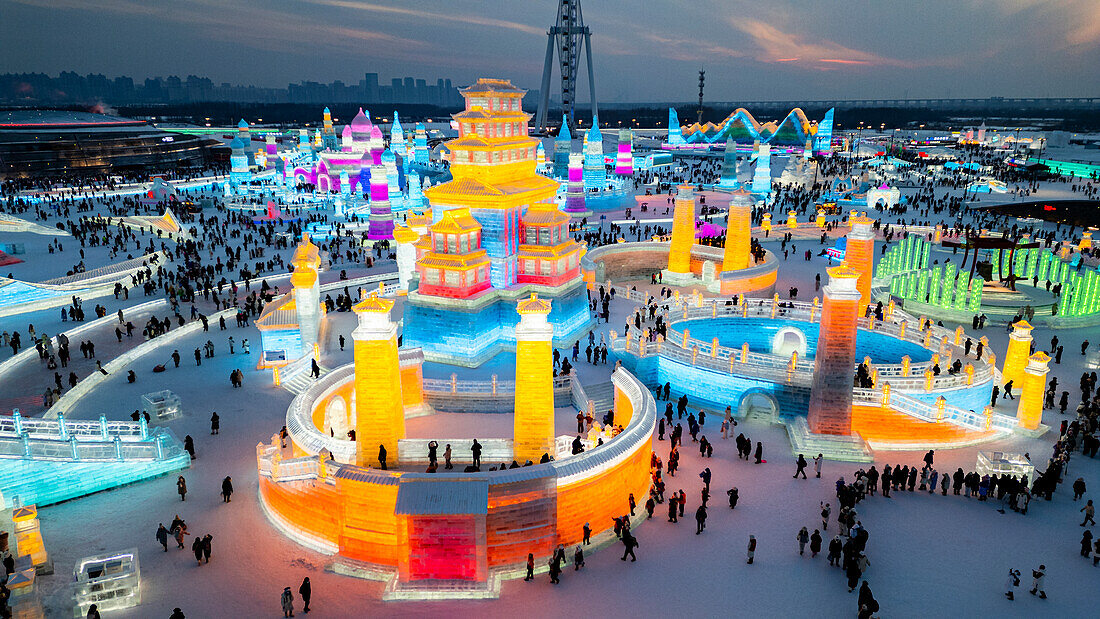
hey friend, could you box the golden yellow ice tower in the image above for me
[722,188,753,272]
[1001,320,1033,388]
[513,293,555,463]
[1016,351,1050,431]
[663,184,696,285]
[352,293,405,467]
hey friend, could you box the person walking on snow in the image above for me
[1082,500,1096,526]
[281,586,295,616]
[221,476,233,502]
[155,524,168,552]
[746,534,756,564]
[794,454,808,479]
[1005,568,1020,600]
[797,526,809,556]
[299,577,311,613]
[1029,564,1046,599]
[814,453,823,478]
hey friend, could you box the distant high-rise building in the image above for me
[364,72,379,102]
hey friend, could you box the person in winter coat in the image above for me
[86,604,100,619]
[184,435,195,460]
[797,527,809,556]
[1081,530,1094,557]
[746,535,756,564]
[177,476,187,501]
[1082,500,1096,526]
[695,505,707,534]
[210,412,220,435]
[201,534,212,563]
[299,577,311,613]
[620,532,638,561]
[170,608,185,619]
[1029,564,1046,598]
[828,535,843,567]
[810,529,822,558]
[846,559,862,591]
[727,487,738,509]
[858,581,878,616]
[221,476,233,502]
[813,453,823,478]
[524,553,534,581]
[1005,568,1021,600]
[1073,477,1087,501]
[281,586,295,617]
[794,454,808,479]
[191,537,204,565]
[754,441,763,464]
[574,545,584,570]
[156,524,169,551]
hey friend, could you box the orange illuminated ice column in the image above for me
[845,215,875,308]
[352,293,405,467]
[513,294,555,463]
[722,189,753,272]
[1016,351,1050,431]
[807,265,862,435]
[662,184,697,286]
[1001,320,1033,388]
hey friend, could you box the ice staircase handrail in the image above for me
[852,387,1017,433]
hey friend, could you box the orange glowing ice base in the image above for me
[258,366,656,597]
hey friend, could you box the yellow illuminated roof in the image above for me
[426,176,559,201]
[1013,320,1034,332]
[460,78,525,95]
[522,202,570,226]
[353,292,394,314]
[517,293,552,315]
[829,263,861,279]
[392,224,420,244]
[430,208,481,234]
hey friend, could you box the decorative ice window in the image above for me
[445,270,459,286]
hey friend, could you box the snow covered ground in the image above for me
[1,174,1099,617]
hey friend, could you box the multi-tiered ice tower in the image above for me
[403,79,593,366]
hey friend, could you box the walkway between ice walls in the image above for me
[256,367,656,600]
[610,292,1021,460]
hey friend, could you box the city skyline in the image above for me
[1,0,1098,102]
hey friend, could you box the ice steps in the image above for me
[584,380,616,415]
[282,366,331,395]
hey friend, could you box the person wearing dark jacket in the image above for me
[221,476,233,502]
[858,581,879,615]
[754,441,763,464]
[620,531,639,561]
[299,577,312,613]
[156,524,169,551]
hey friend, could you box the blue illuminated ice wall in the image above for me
[403,284,594,366]
[814,108,834,155]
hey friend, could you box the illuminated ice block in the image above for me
[751,144,772,193]
[717,138,740,189]
[352,294,406,467]
[846,215,876,308]
[553,115,571,178]
[1015,352,1049,431]
[666,107,685,145]
[141,390,181,423]
[72,549,141,615]
[615,128,633,175]
[722,189,753,272]
[1001,320,1033,388]
[662,185,697,285]
[513,294,555,463]
[564,153,587,213]
[583,121,605,190]
[807,265,861,435]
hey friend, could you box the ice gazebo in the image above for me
[256,294,656,599]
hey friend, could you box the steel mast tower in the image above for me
[697,68,706,124]
[535,0,598,133]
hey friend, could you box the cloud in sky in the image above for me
[1,0,1097,100]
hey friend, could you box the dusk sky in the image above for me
[2,0,1098,102]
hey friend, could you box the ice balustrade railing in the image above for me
[0,410,148,441]
[267,367,657,484]
[0,427,178,462]
[37,252,166,287]
[852,387,1017,433]
[285,362,579,463]
[421,375,572,394]
[617,298,993,389]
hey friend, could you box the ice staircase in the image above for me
[281,359,331,395]
[785,416,875,463]
[0,414,190,507]
[583,380,616,416]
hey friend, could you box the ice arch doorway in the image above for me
[771,326,808,359]
[737,389,780,423]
